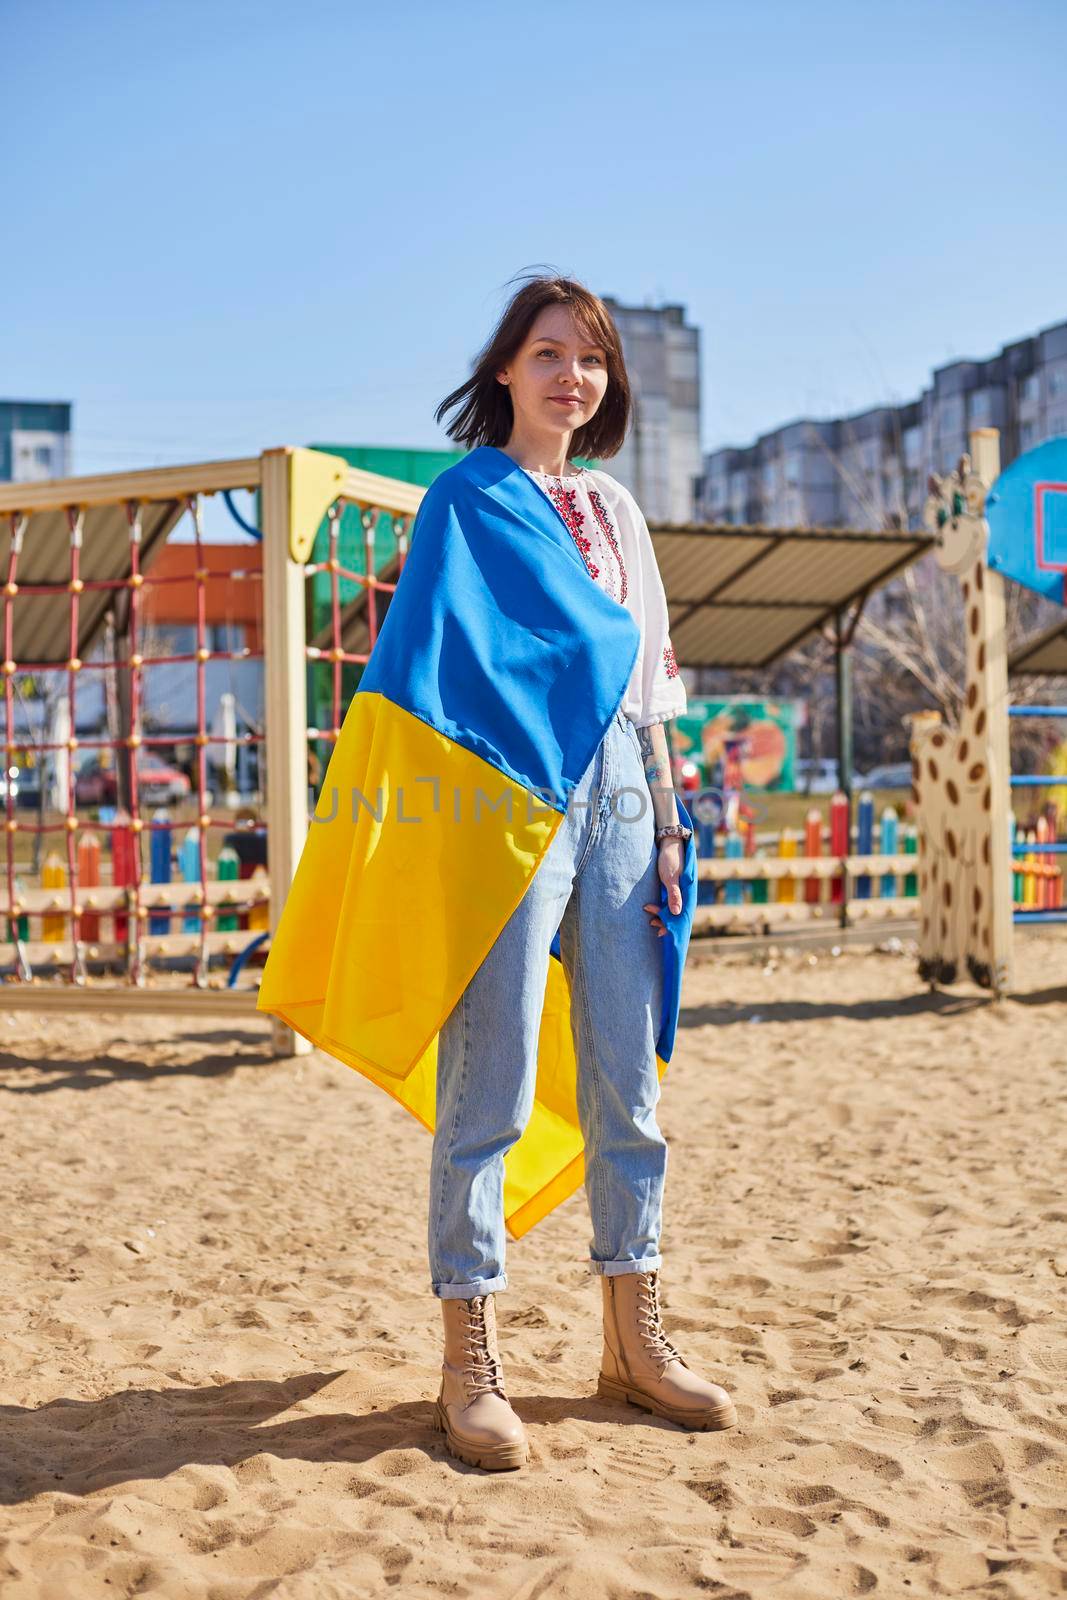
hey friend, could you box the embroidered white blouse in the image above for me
[522,465,686,728]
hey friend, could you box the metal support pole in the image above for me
[834,608,854,929]
[834,607,854,798]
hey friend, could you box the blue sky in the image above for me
[5,0,1065,479]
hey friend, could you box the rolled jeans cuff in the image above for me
[589,1255,663,1278]
[433,1273,508,1300]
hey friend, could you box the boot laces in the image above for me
[637,1272,684,1374]
[461,1296,506,1400]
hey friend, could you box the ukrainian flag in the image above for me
[257,444,697,1238]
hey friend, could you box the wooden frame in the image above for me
[909,430,1015,995]
[0,448,424,1049]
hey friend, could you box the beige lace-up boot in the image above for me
[432,1293,529,1470]
[597,1268,738,1431]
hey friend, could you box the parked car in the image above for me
[75,754,192,807]
[857,761,913,790]
[794,757,841,794]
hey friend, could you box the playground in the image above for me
[1,428,1065,1012]
[0,431,1065,1597]
[1,929,1063,1596]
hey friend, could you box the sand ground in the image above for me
[0,932,1065,1599]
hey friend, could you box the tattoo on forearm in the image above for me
[636,724,664,783]
[636,721,679,830]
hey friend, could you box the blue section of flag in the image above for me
[359,443,697,1063]
[656,793,697,1060]
[548,791,697,1061]
[360,445,640,811]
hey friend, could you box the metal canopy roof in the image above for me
[0,454,423,669]
[649,520,936,669]
[328,517,937,668]
[0,499,190,667]
[1008,617,1067,677]
[0,458,263,668]
[0,457,936,676]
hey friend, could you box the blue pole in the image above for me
[148,807,172,935]
[856,790,873,898]
[880,806,898,898]
[724,829,744,906]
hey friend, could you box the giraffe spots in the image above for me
[911,783,920,807]
[932,860,939,882]
[973,886,982,913]
[982,835,990,865]
[911,758,921,780]
[958,738,969,761]
[932,731,947,748]
[946,779,960,805]
[975,561,984,590]
[967,683,978,709]
[941,915,948,938]
[978,642,986,671]
[982,785,991,810]
[927,757,940,782]
[946,829,957,858]
[962,579,970,600]
[982,926,990,947]
[942,881,952,907]
[975,708,986,736]
[969,762,985,783]
[969,605,979,636]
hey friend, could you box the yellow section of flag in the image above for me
[258,689,659,1237]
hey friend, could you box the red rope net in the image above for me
[1,486,411,990]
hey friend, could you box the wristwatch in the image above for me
[655,822,693,844]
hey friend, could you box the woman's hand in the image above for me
[643,836,684,936]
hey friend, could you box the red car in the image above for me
[75,755,192,807]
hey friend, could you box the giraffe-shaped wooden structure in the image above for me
[909,428,1014,995]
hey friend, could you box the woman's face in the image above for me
[497,306,609,441]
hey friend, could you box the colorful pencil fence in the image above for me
[692,787,1065,934]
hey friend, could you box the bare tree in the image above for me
[797,420,1060,775]
[699,395,1066,787]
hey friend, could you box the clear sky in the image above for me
[5,0,1065,479]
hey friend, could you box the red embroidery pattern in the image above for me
[662,641,679,678]
[587,487,628,602]
[543,481,599,580]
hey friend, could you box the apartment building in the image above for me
[599,297,703,525]
[699,317,1067,530]
[0,399,72,482]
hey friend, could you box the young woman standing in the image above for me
[428,274,737,1470]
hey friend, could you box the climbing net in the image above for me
[303,496,411,790]
[0,455,415,995]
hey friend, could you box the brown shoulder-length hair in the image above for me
[434,270,632,460]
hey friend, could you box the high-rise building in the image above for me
[600,298,702,524]
[698,317,1067,530]
[0,400,72,483]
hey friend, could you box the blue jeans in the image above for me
[429,707,667,1298]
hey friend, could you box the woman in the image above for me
[426,274,737,1470]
